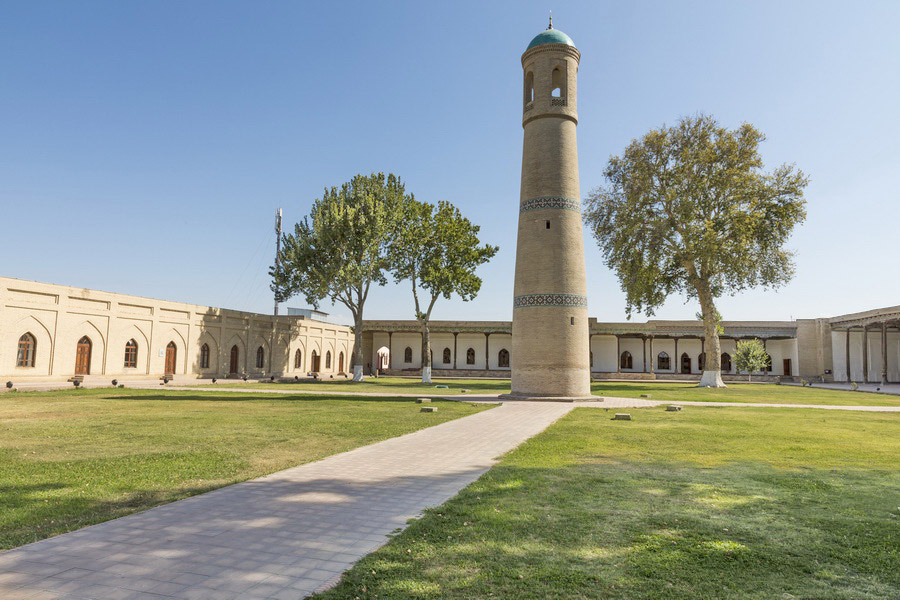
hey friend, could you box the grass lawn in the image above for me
[196,377,900,406]
[0,388,491,550]
[196,377,509,395]
[314,407,900,599]
[591,381,900,406]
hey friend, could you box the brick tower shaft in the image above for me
[509,26,591,399]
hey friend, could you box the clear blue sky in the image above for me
[2,1,898,324]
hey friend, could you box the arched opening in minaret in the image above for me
[551,67,564,98]
[524,71,534,106]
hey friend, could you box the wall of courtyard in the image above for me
[0,277,352,382]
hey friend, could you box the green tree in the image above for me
[584,114,807,387]
[271,173,407,381]
[390,199,498,383]
[733,338,770,382]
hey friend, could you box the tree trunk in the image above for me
[420,320,432,384]
[351,312,365,382]
[696,285,726,388]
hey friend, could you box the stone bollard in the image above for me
[666,405,682,412]
[640,394,651,399]
[612,413,632,421]
[416,398,431,404]
[420,406,437,413]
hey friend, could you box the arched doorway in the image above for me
[375,346,390,372]
[680,352,691,374]
[311,350,320,372]
[165,342,177,375]
[338,351,344,372]
[229,345,239,374]
[721,352,732,372]
[75,336,92,375]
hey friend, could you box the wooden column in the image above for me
[674,337,679,372]
[642,337,647,372]
[649,336,654,374]
[882,322,888,386]
[845,328,851,382]
[615,336,621,373]
[863,325,869,383]
[701,337,705,372]
[484,333,490,370]
[863,326,869,383]
[453,332,458,370]
[388,331,393,370]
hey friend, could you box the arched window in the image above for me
[721,352,732,372]
[698,352,706,372]
[17,333,35,368]
[764,354,772,372]
[680,352,691,374]
[294,348,302,369]
[524,71,534,106]
[124,339,138,368]
[657,351,670,371]
[256,346,264,369]
[404,346,412,363]
[338,352,344,372]
[551,67,564,98]
[325,350,332,369]
[229,345,239,374]
[620,351,632,370]
[198,343,209,369]
[498,348,510,368]
[466,348,475,365]
[443,348,451,364]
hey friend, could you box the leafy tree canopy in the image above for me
[271,173,408,379]
[584,114,808,317]
[584,114,808,386]
[390,198,498,380]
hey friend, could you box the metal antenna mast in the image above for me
[274,208,283,316]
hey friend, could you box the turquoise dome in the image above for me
[526,28,575,50]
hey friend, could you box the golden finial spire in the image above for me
[548,10,553,29]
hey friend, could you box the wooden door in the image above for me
[75,336,92,375]
[311,352,320,372]
[783,359,792,376]
[338,352,344,372]
[164,342,177,375]
[229,345,239,374]
[681,353,691,374]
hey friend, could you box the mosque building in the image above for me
[2,25,898,387]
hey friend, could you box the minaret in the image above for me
[508,21,591,399]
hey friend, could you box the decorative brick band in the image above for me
[513,293,588,309]
[519,196,581,213]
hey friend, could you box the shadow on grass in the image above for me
[98,393,468,404]
[312,461,899,600]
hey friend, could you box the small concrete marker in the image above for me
[416,398,431,403]
[666,405,683,412]
[435,385,449,389]
[640,394,651,398]
[612,413,632,421]
[420,406,438,413]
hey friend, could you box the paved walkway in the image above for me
[0,402,573,600]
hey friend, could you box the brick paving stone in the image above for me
[0,402,572,599]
